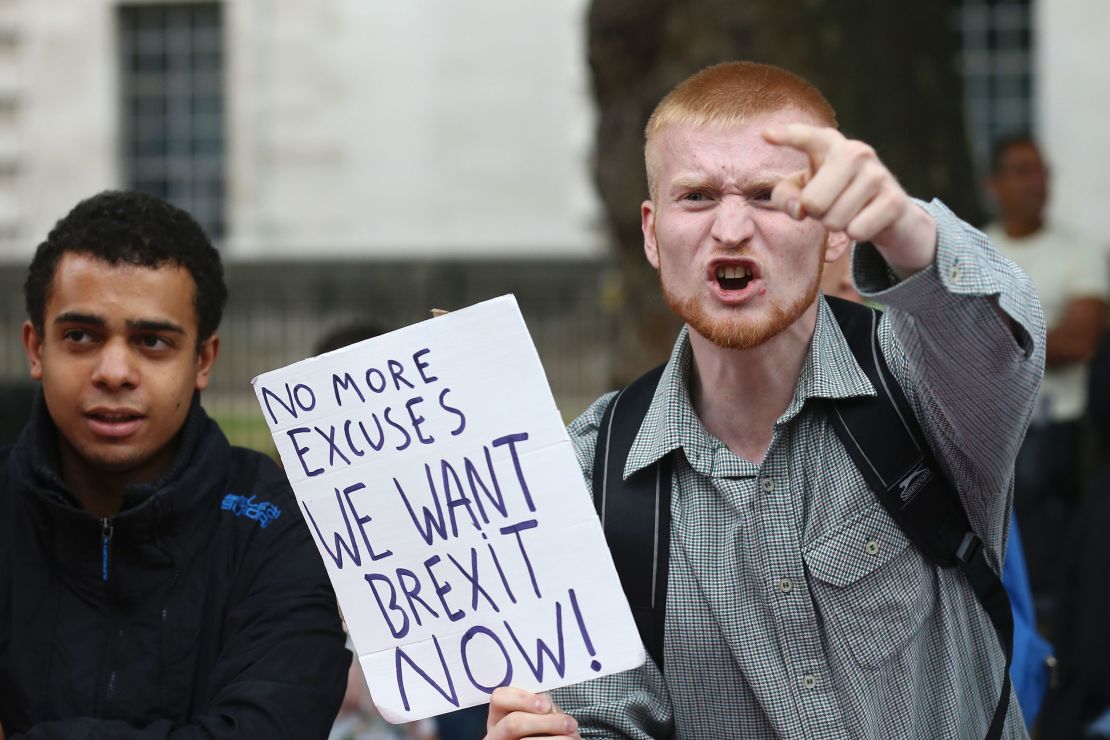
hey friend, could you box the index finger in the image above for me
[762,123,843,164]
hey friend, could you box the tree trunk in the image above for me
[587,0,981,384]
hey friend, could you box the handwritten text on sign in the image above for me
[251,296,645,723]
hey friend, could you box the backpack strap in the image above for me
[592,364,671,670]
[825,295,1014,740]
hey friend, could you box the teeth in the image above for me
[715,265,754,280]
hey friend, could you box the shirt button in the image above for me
[760,478,775,492]
[802,674,818,689]
[865,539,880,556]
[948,265,961,283]
[778,577,793,593]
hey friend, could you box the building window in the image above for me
[119,3,224,239]
[958,0,1033,175]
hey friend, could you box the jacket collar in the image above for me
[11,390,228,529]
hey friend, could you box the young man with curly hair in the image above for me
[0,191,350,739]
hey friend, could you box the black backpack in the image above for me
[591,296,1013,740]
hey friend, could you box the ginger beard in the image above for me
[659,235,828,350]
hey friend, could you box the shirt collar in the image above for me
[623,296,876,479]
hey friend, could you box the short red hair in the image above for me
[645,62,837,198]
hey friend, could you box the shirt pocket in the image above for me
[802,501,936,669]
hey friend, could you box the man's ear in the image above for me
[642,199,660,270]
[824,230,852,264]
[22,320,44,380]
[194,333,220,391]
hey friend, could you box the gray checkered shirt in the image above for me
[552,200,1045,739]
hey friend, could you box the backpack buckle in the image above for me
[956,532,982,564]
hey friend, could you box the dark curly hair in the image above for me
[24,190,228,346]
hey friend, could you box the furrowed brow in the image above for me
[746,178,781,194]
[670,176,713,192]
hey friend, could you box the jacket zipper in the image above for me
[100,516,114,582]
[98,516,118,712]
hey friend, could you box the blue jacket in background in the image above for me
[1003,512,1053,726]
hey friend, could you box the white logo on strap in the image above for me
[897,464,933,503]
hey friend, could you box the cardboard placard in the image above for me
[251,295,645,722]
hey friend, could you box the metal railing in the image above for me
[0,257,618,452]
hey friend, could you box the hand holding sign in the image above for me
[484,688,581,740]
[252,296,644,723]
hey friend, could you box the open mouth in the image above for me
[84,409,145,438]
[716,264,754,292]
[88,411,143,424]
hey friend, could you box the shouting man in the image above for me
[486,62,1043,739]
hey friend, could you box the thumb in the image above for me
[771,170,808,220]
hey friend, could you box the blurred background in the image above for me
[0,2,1107,738]
[0,0,1105,450]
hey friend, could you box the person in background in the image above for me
[985,135,1108,625]
[0,190,350,738]
[1039,336,1110,737]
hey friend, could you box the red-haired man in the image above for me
[485,62,1043,739]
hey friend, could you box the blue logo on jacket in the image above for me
[221,493,282,528]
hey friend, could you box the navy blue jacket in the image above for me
[0,395,350,738]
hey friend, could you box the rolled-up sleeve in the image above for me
[854,198,1046,564]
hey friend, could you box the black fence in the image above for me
[0,258,618,451]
